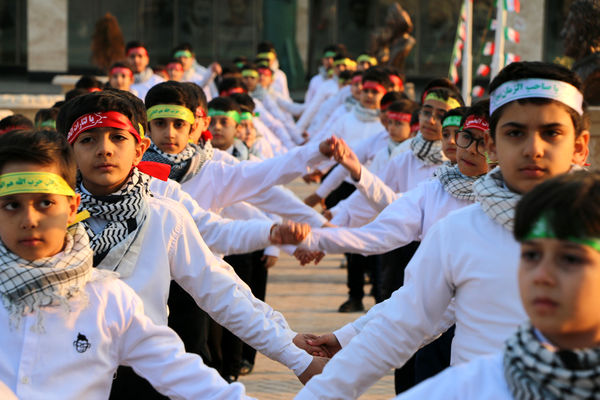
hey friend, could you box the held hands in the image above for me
[261,255,278,269]
[332,138,361,181]
[304,193,324,208]
[294,248,325,266]
[297,356,329,385]
[293,333,333,357]
[306,333,342,357]
[318,135,339,158]
[302,170,323,184]
[270,221,311,245]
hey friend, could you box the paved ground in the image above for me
[238,179,395,399]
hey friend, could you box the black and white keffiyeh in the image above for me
[143,141,214,183]
[435,162,478,201]
[473,167,520,230]
[504,323,600,400]
[231,139,250,161]
[354,103,380,122]
[0,224,92,329]
[410,132,448,166]
[344,95,358,111]
[78,169,150,267]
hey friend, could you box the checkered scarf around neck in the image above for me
[0,223,92,330]
[434,162,478,201]
[77,168,150,267]
[353,103,380,122]
[143,141,214,183]
[473,166,520,231]
[410,132,448,166]
[344,95,358,111]
[504,323,600,400]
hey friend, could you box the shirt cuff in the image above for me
[333,323,360,348]
[276,340,314,376]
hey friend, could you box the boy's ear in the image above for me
[483,131,498,163]
[190,119,200,136]
[66,194,81,226]
[134,137,152,165]
[572,130,590,166]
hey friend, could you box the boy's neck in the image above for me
[81,176,129,197]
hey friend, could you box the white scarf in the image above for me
[473,167,521,230]
[410,132,448,166]
[435,162,478,201]
[353,103,380,122]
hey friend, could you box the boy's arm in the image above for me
[169,210,316,376]
[117,285,253,400]
[329,190,379,228]
[353,167,400,212]
[296,220,456,398]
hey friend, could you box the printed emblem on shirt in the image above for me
[73,332,91,353]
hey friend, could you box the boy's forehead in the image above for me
[422,99,451,113]
[1,160,61,175]
[497,101,574,130]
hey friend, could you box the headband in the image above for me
[67,111,145,144]
[174,50,193,58]
[220,87,246,97]
[389,74,404,91]
[462,115,490,132]
[442,115,462,128]
[240,111,254,121]
[88,88,102,93]
[167,62,183,72]
[0,172,75,197]
[147,104,195,124]
[208,109,241,124]
[235,62,245,69]
[333,58,352,67]
[195,106,206,118]
[257,52,275,61]
[257,67,272,77]
[524,214,600,252]
[489,78,584,116]
[357,54,377,66]
[127,47,148,57]
[362,81,387,94]
[242,69,259,79]
[424,92,461,110]
[109,67,133,78]
[323,51,337,58]
[387,112,412,122]
[351,75,363,85]
[36,120,56,129]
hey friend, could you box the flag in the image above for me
[458,22,466,41]
[505,53,521,64]
[483,41,495,56]
[505,27,520,43]
[476,64,491,77]
[489,20,497,30]
[449,64,459,84]
[505,0,521,13]
[472,86,485,98]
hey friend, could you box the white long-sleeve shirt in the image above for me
[308,85,351,134]
[296,203,527,399]
[0,270,252,400]
[302,178,471,255]
[295,78,339,135]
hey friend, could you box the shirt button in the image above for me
[21,376,29,384]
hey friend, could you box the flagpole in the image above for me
[462,0,473,105]
[491,0,506,78]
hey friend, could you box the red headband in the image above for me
[387,112,412,123]
[362,81,387,94]
[257,67,272,77]
[351,75,363,85]
[195,106,206,118]
[220,87,246,97]
[462,115,490,132]
[67,111,142,144]
[389,75,404,91]
[167,62,183,72]
[88,88,102,93]
[110,67,133,78]
[0,125,31,135]
[127,47,148,57]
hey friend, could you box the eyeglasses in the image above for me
[419,108,447,122]
[455,130,486,155]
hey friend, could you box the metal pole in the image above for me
[462,0,473,105]
[491,0,506,78]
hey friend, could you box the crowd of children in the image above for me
[1,26,600,400]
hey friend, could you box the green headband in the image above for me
[147,104,195,124]
[208,109,240,124]
[257,52,275,61]
[442,115,462,128]
[240,111,254,121]
[36,120,56,129]
[357,54,377,65]
[425,93,461,110]
[524,215,600,252]
[242,70,259,79]
[174,50,193,58]
[323,51,336,58]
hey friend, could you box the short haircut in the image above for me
[65,88,90,102]
[230,93,256,113]
[0,114,33,133]
[459,99,490,127]
[145,81,190,111]
[75,75,103,91]
[338,70,353,81]
[583,69,600,105]
[56,89,147,140]
[488,61,588,139]
[423,87,465,107]
[257,41,275,54]
[0,129,77,188]
[207,96,241,114]
[351,70,364,79]
[387,99,419,114]
[181,82,208,114]
[125,40,147,53]
[362,67,392,89]
[420,78,461,103]
[514,170,600,243]
[442,106,468,124]
[381,91,409,108]
[34,108,60,125]
[173,43,194,54]
[218,77,247,94]
[108,61,133,74]
[233,56,248,65]
[221,64,241,76]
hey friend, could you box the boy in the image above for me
[126,41,164,100]
[440,107,467,164]
[173,43,220,99]
[107,62,136,94]
[295,61,590,398]
[0,129,251,399]
[34,108,59,130]
[55,90,328,394]
[397,171,600,399]
[256,41,290,100]
[0,114,33,135]
[166,60,184,82]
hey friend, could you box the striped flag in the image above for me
[505,53,521,65]
[476,64,491,77]
[483,41,495,56]
[449,64,459,84]
[472,85,485,98]
[505,0,521,13]
[505,27,520,43]
[489,20,497,30]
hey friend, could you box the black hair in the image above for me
[423,87,465,107]
[75,75,104,91]
[459,99,490,127]
[257,41,275,54]
[145,81,190,110]
[218,77,247,94]
[108,61,133,73]
[0,114,33,133]
[56,89,147,140]
[442,106,468,122]
[514,170,600,243]
[351,70,364,79]
[173,43,194,54]
[0,129,77,188]
[125,40,147,53]
[65,88,90,102]
[233,56,248,65]
[230,93,256,113]
[52,100,65,109]
[181,82,208,114]
[242,63,258,72]
[488,61,588,140]
[387,99,419,114]
[583,69,600,105]
[338,70,353,82]
[362,67,392,89]
[420,78,461,103]
[207,96,241,114]
[333,53,350,62]
[167,59,183,67]
[255,58,271,70]
[34,108,60,126]
[381,91,409,108]
[221,64,241,76]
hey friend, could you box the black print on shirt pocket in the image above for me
[73,332,91,353]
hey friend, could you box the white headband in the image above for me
[490,78,584,116]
